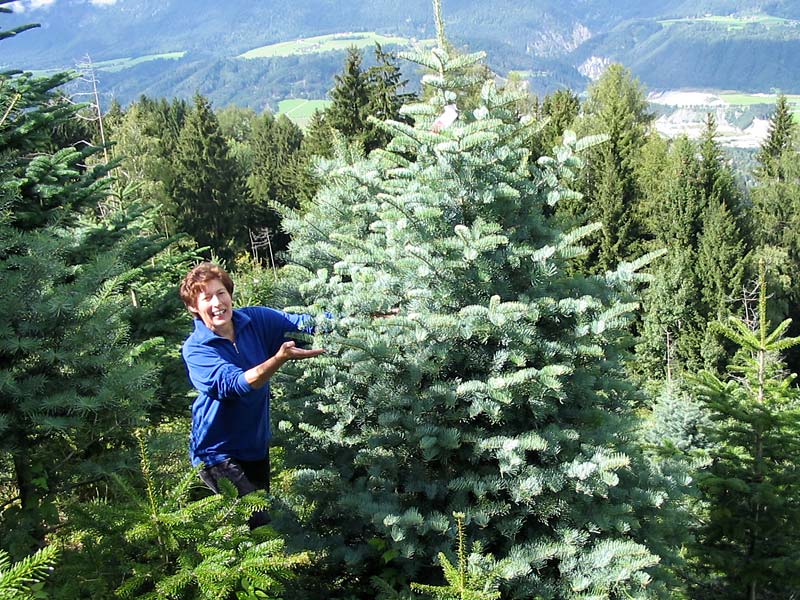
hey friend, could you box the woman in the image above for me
[179,262,323,528]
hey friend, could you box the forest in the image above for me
[3,0,800,598]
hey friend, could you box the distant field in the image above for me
[659,15,795,28]
[238,32,414,59]
[720,93,800,107]
[277,99,331,128]
[93,52,186,72]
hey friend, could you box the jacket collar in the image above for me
[191,308,251,344]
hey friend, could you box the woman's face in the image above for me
[191,278,233,336]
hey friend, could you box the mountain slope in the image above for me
[4,0,799,107]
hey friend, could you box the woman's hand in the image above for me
[245,341,324,389]
[275,340,325,364]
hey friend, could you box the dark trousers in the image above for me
[199,452,271,529]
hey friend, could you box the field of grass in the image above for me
[238,32,414,59]
[720,93,800,107]
[92,52,186,73]
[659,15,795,29]
[277,98,331,128]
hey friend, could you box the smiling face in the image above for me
[190,278,234,337]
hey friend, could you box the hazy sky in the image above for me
[9,0,118,11]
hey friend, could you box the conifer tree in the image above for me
[111,101,178,232]
[529,89,580,162]
[53,431,309,599]
[690,274,800,599]
[570,64,653,272]
[0,4,185,554]
[750,99,800,266]
[636,138,706,378]
[696,199,746,369]
[636,247,705,380]
[698,114,740,216]
[696,115,747,339]
[274,7,678,598]
[246,112,305,256]
[636,129,747,378]
[326,47,371,143]
[319,45,414,157]
[755,94,796,182]
[301,109,335,160]
[171,93,244,261]
[0,544,58,599]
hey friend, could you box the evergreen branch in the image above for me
[0,545,58,596]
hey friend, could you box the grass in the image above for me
[91,51,186,73]
[659,15,795,28]
[720,93,800,107]
[238,32,415,59]
[277,98,331,128]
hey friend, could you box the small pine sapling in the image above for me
[689,268,800,599]
[410,513,504,600]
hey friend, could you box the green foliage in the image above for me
[755,94,796,181]
[636,126,748,380]
[326,47,372,142]
[275,36,676,599]
[409,513,503,600]
[529,89,580,163]
[246,112,306,257]
[0,11,189,556]
[109,96,189,236]
[570,64,653,272]
[689,273,800,598]
[170,93,246,262]
[0,544,58,600]
[319,45,415,155]
[52,430,309,600]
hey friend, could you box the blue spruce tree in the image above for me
[273,5,678,598]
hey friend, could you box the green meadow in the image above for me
[238,32,415,59]
[93,51,187,72]
[277,98,331,128]
[721,92,800,106]
[659,15,795,29]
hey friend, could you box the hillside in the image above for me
[4,0,800,109]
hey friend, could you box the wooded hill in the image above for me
[4,0,800,109]
[7,0,800,596]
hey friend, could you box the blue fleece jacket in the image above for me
[181,306,311,467]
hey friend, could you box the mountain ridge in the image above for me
[3,0,798,108]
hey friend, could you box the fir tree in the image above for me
[0,3,192,554]
[689,274,800,599]
[409,513,504,600]
[171,93,244,261]
[326,47,371,144]
[755,94,796,182]
[529,89,580,161]
[111,100,178,232]
[246,112,305,257]
[636,247,704,380]
[743,105,800,370]
[571,64,653,272]
[301,109,334,160]
[696,198,746,369]
[698,113,740,216]
[53,431,309,599]
[364,43,414,152]
[636,130,747,378]
[274,10,678,598]
[320,45,414,157]
[636,138,707,379]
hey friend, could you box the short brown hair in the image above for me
[179,262,234,312]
